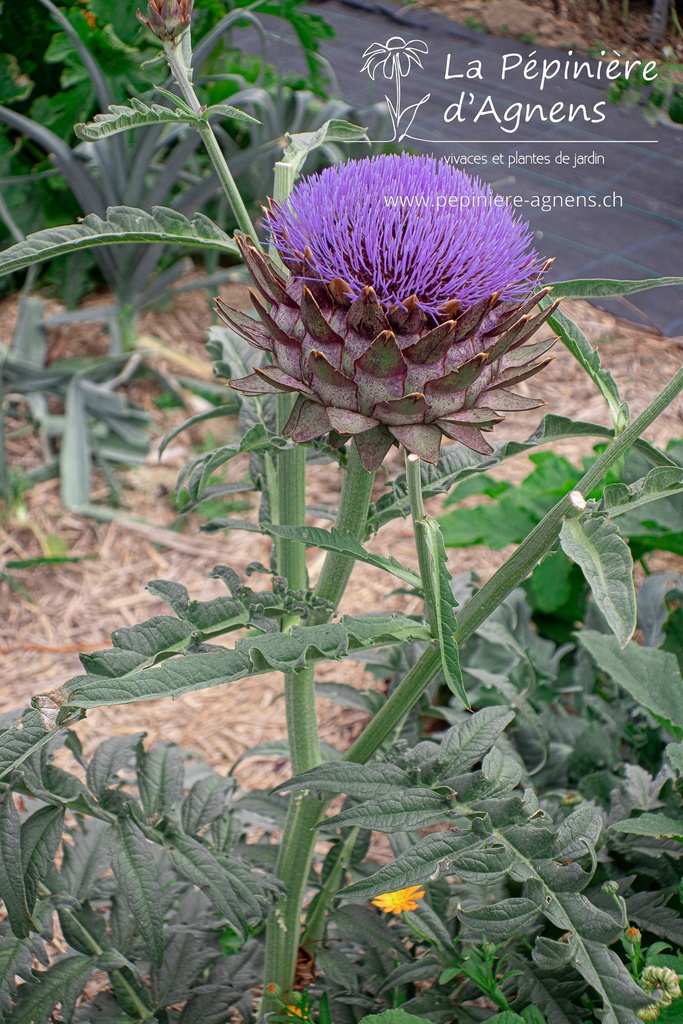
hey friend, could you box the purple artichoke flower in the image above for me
[217,154,558,471]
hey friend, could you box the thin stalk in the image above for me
[404,452,440,638]
[163,41,260,244]
[302,826,360,947]
[276,393,308,597]
[312,441,376,614]
[344,367,683,765]
[38,884,154,1020]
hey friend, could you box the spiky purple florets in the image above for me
[267,153,543,319]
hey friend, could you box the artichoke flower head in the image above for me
[218,154,558,471]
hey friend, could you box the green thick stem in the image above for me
[344,367,683,765]
[313,441,376,614]
[262,442,375,1013]
[262,793,326,1013]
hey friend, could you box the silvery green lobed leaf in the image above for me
[578,630,683,734]
[560,515,636,647]
[281,119,370,176]
[598,466,683,516]
[0,207,238,278]
[549,276,683,299]
[34,615,430,711]
[74,98,259,141]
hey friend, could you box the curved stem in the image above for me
[344,367,683,765]
[312,440,376,614]
[163,40,260,244]
[404,452,440,638]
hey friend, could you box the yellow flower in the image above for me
[371,885,426,915]
[286,1006,310,1021]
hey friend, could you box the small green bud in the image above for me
[482,941,497,957]
[561,791,582,806]
[602,881,619,895]
[624,927,642,944]
[636,1006,660,1021]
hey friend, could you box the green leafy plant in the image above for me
[1,2,683,1021]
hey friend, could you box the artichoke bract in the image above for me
[217,154,559,471]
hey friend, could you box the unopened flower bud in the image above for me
[136,0,193,41]
[624,927,642,944]
[637,1006,660,1021]
[482,941,497,956]
[602,881,619,895]
[641,965,682,1007]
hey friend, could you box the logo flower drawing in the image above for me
[361,36,430,141]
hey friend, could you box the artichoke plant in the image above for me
[217,154,559,470]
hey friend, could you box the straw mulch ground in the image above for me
[1,285,682,789]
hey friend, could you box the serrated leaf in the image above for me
[457,896,542,939]
[20,806,64,913]
[0,710,55,782]
[6,954,96,1024]
[550,276,683,298]
[109,817,165,969]
[545,303,627,430]
[266,525,421,589]
[560,516,636,646]
[0,206,238,277]
[203,101,260,125]
[281,118,369,176]
[437,706,515,778]
[86,734,144,798]
[322,790,450,833]
[341,830,484,899]
[418,516,467,706]
[60,615,430,709]
[137,742,185,818]
[277,761,411,799]
[182,772,231,835]
[151,927,218,1007]
[600,467,683,516]
[0,936,37,1014]
[0,790,30,937]
[163,830,247,936]
[75,98,202,139]
[74,98,258,142]
[610,812,683,839]
[578,630,683,732]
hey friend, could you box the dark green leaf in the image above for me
[109,817,165,969]
[86,734,144,798]
[0,790,30,937]
[20,806,64,913]
[7,954,96,1024]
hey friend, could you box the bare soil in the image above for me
[1,283,682,790]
